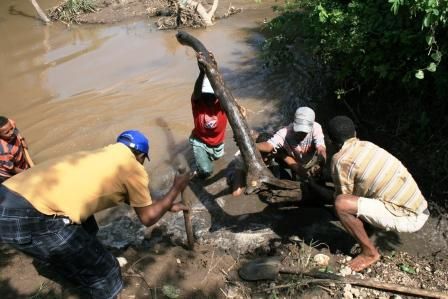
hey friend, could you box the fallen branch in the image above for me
[29,0,50,24]
[282,269,448,299]
[176,31,301,199]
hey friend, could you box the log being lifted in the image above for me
[176,31,302,200]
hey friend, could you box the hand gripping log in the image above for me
[176,31,302,200]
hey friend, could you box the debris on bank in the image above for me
[48,0,242,27]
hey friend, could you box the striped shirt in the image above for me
[331,138,427,216]
[0,120,30,181]
[268,123,326,163]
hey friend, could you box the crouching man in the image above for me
[327,116,429,272]
[0,130,190,299]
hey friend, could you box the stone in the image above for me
[116,256,128,267]
[314,253,330,267]
[340,265,353,276]
[351,287,360,297]
[343,291,354,299]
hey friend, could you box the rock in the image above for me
[350,287,360,297]
[425,266,431,272]
[116,256,128,267]
[345,256,352,262]
[314,253,330,267]
[360,290,368,297]
[97,216,146,249]
[343,291,354,299]
[225,286,239,298]
[216,197,225,208]
[340,265,353,276]
[273,241,282,248]
[176,258,181,264]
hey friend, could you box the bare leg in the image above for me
[231,168,245,196]
[335,194,380,271]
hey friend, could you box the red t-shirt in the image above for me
[191,95,228,146]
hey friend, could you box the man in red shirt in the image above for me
[0,116,34,183]
[189,55,228,178]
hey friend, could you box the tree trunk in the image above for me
[176,31,301,199]
[30,0,51,24]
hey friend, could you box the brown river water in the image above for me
[0,0,283,190]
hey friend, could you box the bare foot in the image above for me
[348,252,380,272]
[232,187,243,197]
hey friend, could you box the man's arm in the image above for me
[134,173,190,227]
[192,71,205,101]
[316,145,327,163]
[17,133,34,167]
[282,155,307,178]
[256,141,274,153]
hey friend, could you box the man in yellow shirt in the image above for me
[0,130,190,299]
[328,116,429,272]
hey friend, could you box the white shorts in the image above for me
[357,197,429,233]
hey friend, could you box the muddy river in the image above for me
[0,0,282,189]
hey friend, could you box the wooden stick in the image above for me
[177,166,195,250]
[182,186,195,250]
[280,268,448,299]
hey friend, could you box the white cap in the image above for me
[293,107,315,133]
[201,76,214,94]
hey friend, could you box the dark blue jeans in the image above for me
[0,185,122,299]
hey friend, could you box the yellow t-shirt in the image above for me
[4,143,152,223]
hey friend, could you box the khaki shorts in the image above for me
[357,197,429,233]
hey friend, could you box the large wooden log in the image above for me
[176,31,301,199]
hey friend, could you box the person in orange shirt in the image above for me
[0,116,34,183]
[0,130,190,299]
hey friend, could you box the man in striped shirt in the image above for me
[0,116,34,183]
[328,116,429,272]
[256,107,327,180]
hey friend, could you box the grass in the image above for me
[49,0,96,24]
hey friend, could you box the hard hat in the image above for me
[117,130,149,158]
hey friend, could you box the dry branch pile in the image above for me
[47,0,241,28]
[155,0,205,30]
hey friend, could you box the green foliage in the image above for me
[262,0,448,200]
[49,0,96,24]
[162,284,181,298]
[399,263,417,274]
[263,0,447,86]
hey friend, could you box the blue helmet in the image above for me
[117,130,150,157]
